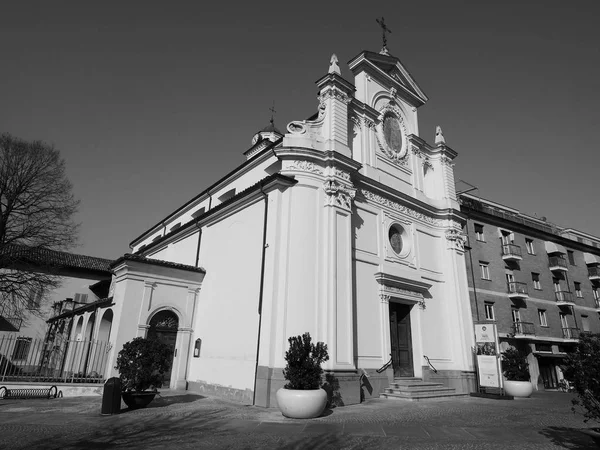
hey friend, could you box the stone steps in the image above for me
[380,377,466,402]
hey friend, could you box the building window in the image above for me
[559,312,569,329]
[480,261,491,280]
[536,343,552,352]
[525,238,535,255]
[501,230,513,245]
[532,273,541,290]
[511,307,521,323]
[538,309,548,327]
[11,337,32,360]
[594,287,599,304]
[582,315,590,332]
[474,224,485,242]
[553,278,561,293]
[567,250,576,265]
[506,272,515,284]
[484,302,495,320]
[575,282,583,298]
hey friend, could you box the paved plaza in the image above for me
[0,390,597,449]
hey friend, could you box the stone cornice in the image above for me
[356,175,467,227]
[275,147,363,175]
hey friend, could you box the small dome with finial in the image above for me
[252,104,283,145]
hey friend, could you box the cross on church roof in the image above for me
[376,17,392,54]
[269,102,276,125]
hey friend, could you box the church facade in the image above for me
[101,47,476,406]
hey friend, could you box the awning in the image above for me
[584,252,600,265]
[545,241,567,254]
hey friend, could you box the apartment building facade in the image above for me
[460,193,600,390]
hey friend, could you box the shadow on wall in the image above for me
[322,373,344,408]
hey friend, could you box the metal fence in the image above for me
[0,335,110,383]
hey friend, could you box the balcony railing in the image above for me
[555,291,575,304]
[507,281,529,298]
[502,244,523,261]
[513,321,535,336]
[549,256,568,271]
[562,327,580,340]
[589,266,600,280]
[595,300,600,311]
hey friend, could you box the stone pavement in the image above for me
[0,389,598,449]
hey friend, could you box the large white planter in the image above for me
[276,388,327,419]
[504,380,533,398]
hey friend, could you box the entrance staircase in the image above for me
[380,377,466,401]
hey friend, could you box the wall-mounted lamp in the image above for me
[193,338,202,358]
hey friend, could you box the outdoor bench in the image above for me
[0,385,59,399]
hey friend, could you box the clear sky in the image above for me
[1,1,598,259]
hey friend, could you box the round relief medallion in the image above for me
[383,115,403,154]
[389,225,403,254]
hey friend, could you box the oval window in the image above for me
[389,225,403,254]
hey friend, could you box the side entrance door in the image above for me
[147,310,179,388]
[389,302,414,377]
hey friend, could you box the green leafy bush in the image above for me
[501,347,530,381]
[115,337,172,392]
[283,332,329,390]
[562,333,600,424]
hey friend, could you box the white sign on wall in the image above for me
[474,323,502,389]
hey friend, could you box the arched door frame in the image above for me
[146,307,183,389]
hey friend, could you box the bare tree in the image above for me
[0,133,79,320]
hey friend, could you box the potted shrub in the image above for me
[562,333,600,443]
[115,337,172,409]
[276,332,329,419]
[501,346,533,398]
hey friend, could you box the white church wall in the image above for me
[352,205,379,256]
[416,229,443,275]
[147,232,199,266]
[354,259,383,365]
[187,199,265,398]
[133,155,279,254]
[282,184,322,342]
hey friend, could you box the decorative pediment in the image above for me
[374,272,431,308]
[348,51,428,107]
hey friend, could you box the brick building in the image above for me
[460,193,600,390]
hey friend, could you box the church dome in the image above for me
[252,118,283,145]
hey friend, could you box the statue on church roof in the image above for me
[329,54,341,75]
[435,126,445,145]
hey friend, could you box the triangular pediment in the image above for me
[348,51,428,107]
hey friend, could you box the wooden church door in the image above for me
[389,302,414,378]
[147,310,179,388]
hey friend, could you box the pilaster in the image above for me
[322,173,356,371]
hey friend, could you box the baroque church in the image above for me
[83,43,475,407]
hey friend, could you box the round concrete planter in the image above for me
[504,380,533,398]
[276,388,327,419]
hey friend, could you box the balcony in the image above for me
[507,281,529,300]
[548,256,568,272]
[555,290,575,306]
[502,244,523,262]
[512,321,535,337]
[562,327,580,340]
[589,266,600,281]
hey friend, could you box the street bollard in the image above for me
[101,377,122,415]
